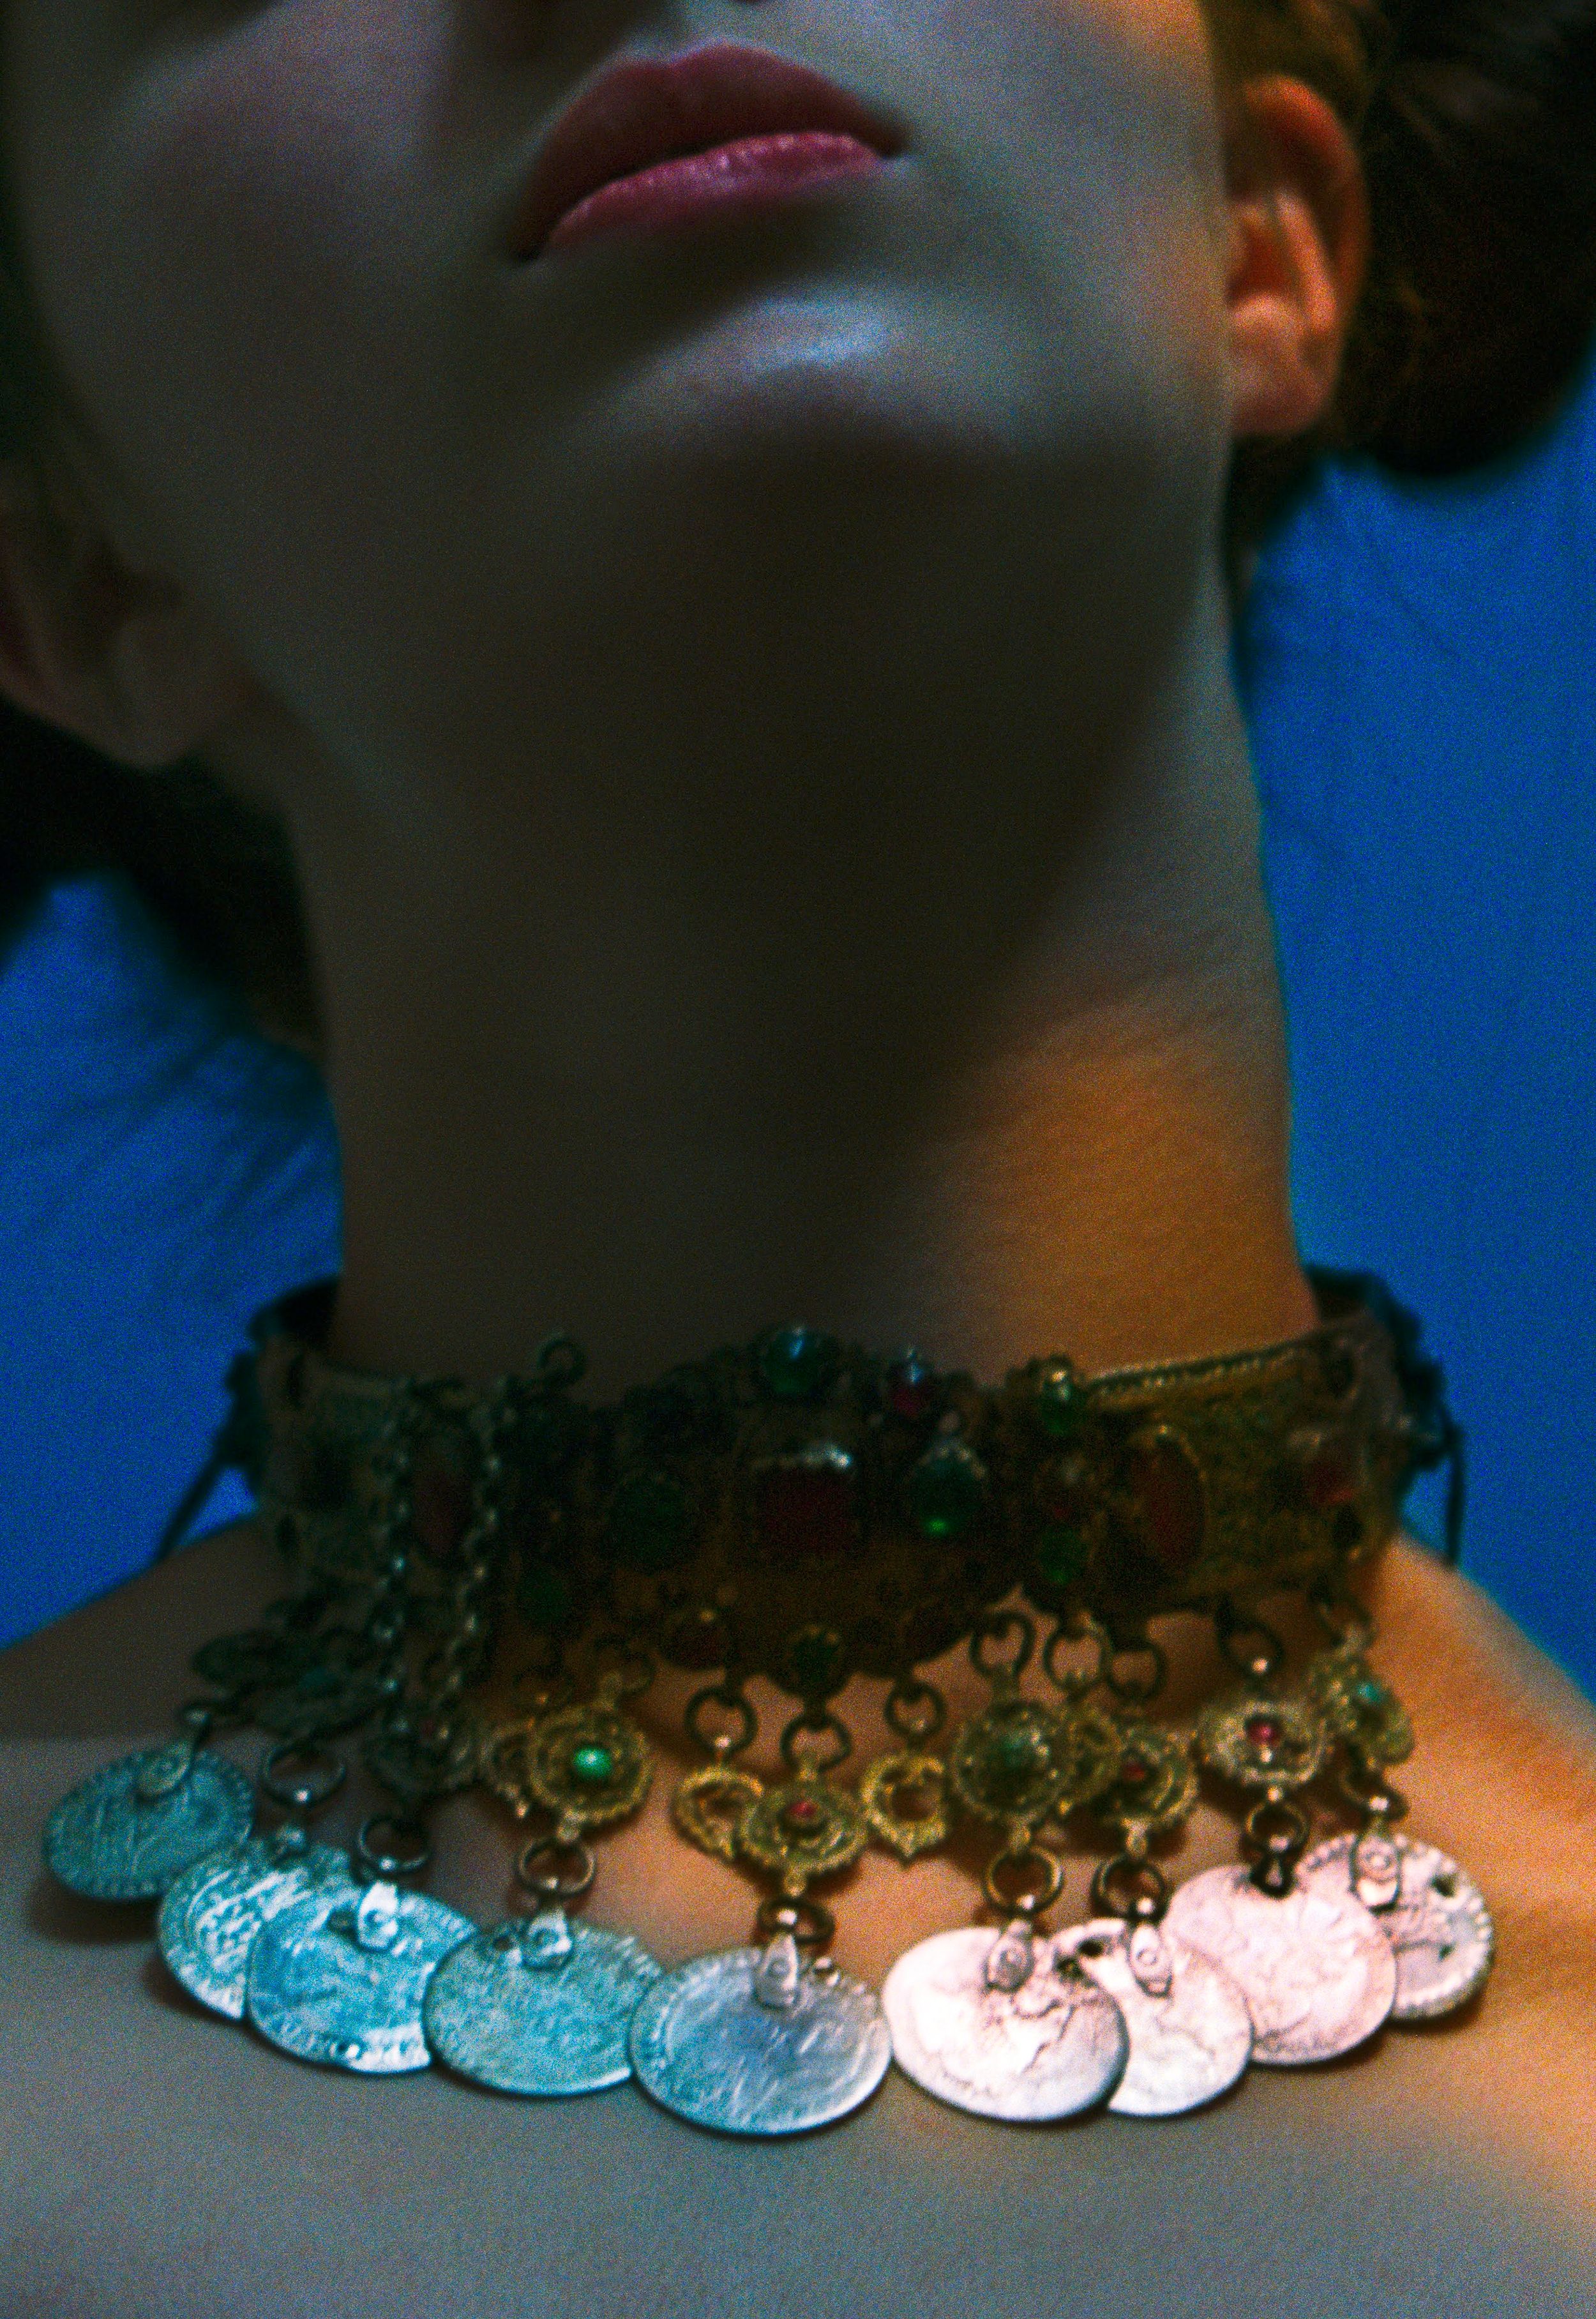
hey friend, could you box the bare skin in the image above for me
[0,0,1593,2302]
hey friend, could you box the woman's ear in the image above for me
[1225,73,1371,441]
[0,453,262,773]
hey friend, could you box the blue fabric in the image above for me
[1238,332,1596,1695]
[0,879,340,1647]
[1,341,1593,1687]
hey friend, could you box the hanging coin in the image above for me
[1166,1866,1396,2065]
[156,1828,351,2019]
[1054,1917,1253,2117]
[1297,1832,1494,2021]
[245,1878,476,2074]
[423,1906,663,2095]
[43,1744,254,1903]
[629,1936,892,2137]
[882,1922,1128,2122]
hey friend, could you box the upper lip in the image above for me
[510,40,908,259]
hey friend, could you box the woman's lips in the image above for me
[544,130,887,254]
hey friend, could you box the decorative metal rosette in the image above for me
[1304,1649,1413,1766]
[1195,1691,1328,1793]
[1089,1720,1198,1836]
[737,1773,871,1896]
[484,1703,654,1841]
[949,1697,1120,1831]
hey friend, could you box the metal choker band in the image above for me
[42,1263,1487,2136]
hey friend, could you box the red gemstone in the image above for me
[1127,1433,1205,1572]
[1118,1756,1151,1786]
[1304,1440,1360,1511]
[753,1449,857,1559]
[1037,1458,1088,1527]
[1244,1714,1284,1748]
[783,1797,824,1830]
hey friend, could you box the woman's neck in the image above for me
[294,563,1315,1394]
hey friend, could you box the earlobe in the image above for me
[1224,75,1371,443]
[0,481,253,773]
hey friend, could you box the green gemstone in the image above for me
[569,1743,615,1786]
[757,1327,840,1402]
[1033,1361,1083,1443]
[608,1469,691,1571]
[1035,1523,1090,1590]
[986,1728,1041,1786]
[908,1440,988,1541]
[518,1563,575,1630]
[1353,1677,1389,1712]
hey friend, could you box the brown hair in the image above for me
[2,0,1594,1052]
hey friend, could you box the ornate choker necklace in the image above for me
[42,1264,1489,2137]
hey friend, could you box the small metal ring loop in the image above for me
[755,1893,836,1951]
[512,1659,571,1715]
[259,1740,348,1813]
[515,1836,597,1904]
[1339,1758,1410,1823]
[175,1698,231,1739]
[1309,1585,1375,1652]
[1090,1854,1170,1922]
[970,1609,1036,1685]
[686,1685,758,1760]
[982,1842,1064,1920]
[885,1678,947,1744]
[779,1709,852,1776]
[1043,1613,1111,1700]
[354,1813,432,1882]
[535,1333,587,1389]
[578,1630,654,1702]
[1216,1601,1286,1683]
[1104,1638,1167,1707]
[1244,1796,1311,1882]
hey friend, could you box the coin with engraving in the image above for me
[245,1879,476,2074]
[629,1947,892,2136]
[1298,1832,1494,2021]
[43,1746,254,1902]
[424,1908,663,2094]
[1055,1917,1253,2116]
[156,1832,350,2019]
[882,1926,1129,2121]
[1166,1865,1396,2065]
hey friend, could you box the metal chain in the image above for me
[425,1378,520,1742]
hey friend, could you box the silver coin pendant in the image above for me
[629,1933,892,2137]
[1055,1917,1253,2117]
[882,1921,1129,2122]
[43,1745,254,1902]
[1297,1832,1494,2021]
[424,1906,663,2095]
[245,1878,476,2074]
[1166,1865,1396,2065]
[157,1830,350,2019]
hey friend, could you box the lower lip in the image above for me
[544,130,886,255]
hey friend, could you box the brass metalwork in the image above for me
[673,1765,765,1864]
[1306,1645,1415,1766]
[1195,1690,1329,1795]
[738,1771,871,1897]
[485,1688,654,1845]
[859,1749,951,1862]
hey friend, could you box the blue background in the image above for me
[2,340,1592,1689]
